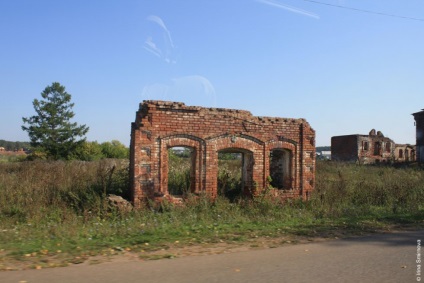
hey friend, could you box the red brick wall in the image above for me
[332,133,395,164]
[331,135,359,162]
[130,101,315,207]
[413,110,424,163]
[394,144,416,162]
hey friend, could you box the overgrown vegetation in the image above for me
[168,149,192,195]
[217,158,242,200]
[313,161,424,217]
[0,159,423,269]
[167,149,243,199]
[0,154,27,163]
[71,140,129,161]
[0,139,129,162]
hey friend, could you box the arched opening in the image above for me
[217,148,253,202]
[269,149,292,190]
[167,146,196,196]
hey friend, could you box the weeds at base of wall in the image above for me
[0,160,423,270]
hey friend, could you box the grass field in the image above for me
[0,158,423,269]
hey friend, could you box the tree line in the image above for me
[0,140,31,151]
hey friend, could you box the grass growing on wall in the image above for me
[0,159,423,268]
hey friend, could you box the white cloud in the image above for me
[256,0,320,19]
[146,15,175,48]
[141,75,217,107]
[143,15,177,64]
[143,37,162,58]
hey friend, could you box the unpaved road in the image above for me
[1,229,422,283]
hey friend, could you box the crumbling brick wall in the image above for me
[394,144,416,162]
[130,101,315,207]
[331,129,395,164]
[413,109,424,163]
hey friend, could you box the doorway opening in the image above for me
[269,149,292,190]
[167,147,195,196]
[217,148,253,202]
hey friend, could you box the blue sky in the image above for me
[1,0,423,146]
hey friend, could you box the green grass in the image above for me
[0,159,423,269]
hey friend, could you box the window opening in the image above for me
[385,142,391,153]
[269,149,292,190]
[399,149,403,159]
[217,149,252,202]
[363,141,369,151]
[167,147,195,196]
[374,142,381,156]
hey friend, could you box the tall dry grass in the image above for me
[0,160,128,225]
[0,159,423,261]
[312,161,424,218]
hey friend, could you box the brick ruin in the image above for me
[331,129,396,164]
[413,109,424,163]
[394,144,416,162]
[130,101,315,207]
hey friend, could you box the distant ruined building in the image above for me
[331,128,417,164]
[130,101,315,207]
[413,109,424,163]
[331,129,396,164]
[394,144,415,162]
[0,147,27,156]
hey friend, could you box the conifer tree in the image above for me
[22,82,89,160]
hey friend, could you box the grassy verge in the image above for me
[0,160,423,270]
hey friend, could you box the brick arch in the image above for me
[205,134,265,196]
[160,134,206,195]
[216,147,255,198]
[266,140,299,189]
[206,133,265,146]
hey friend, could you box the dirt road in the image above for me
[1,229,422,283]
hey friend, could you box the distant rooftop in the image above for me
[412,109,424,116]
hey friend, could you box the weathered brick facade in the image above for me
[394,144,416,162]
[331,129,395,164]
[130,101,315,207]
[412,109,424,163]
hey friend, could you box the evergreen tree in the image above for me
[22,82,89,160]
